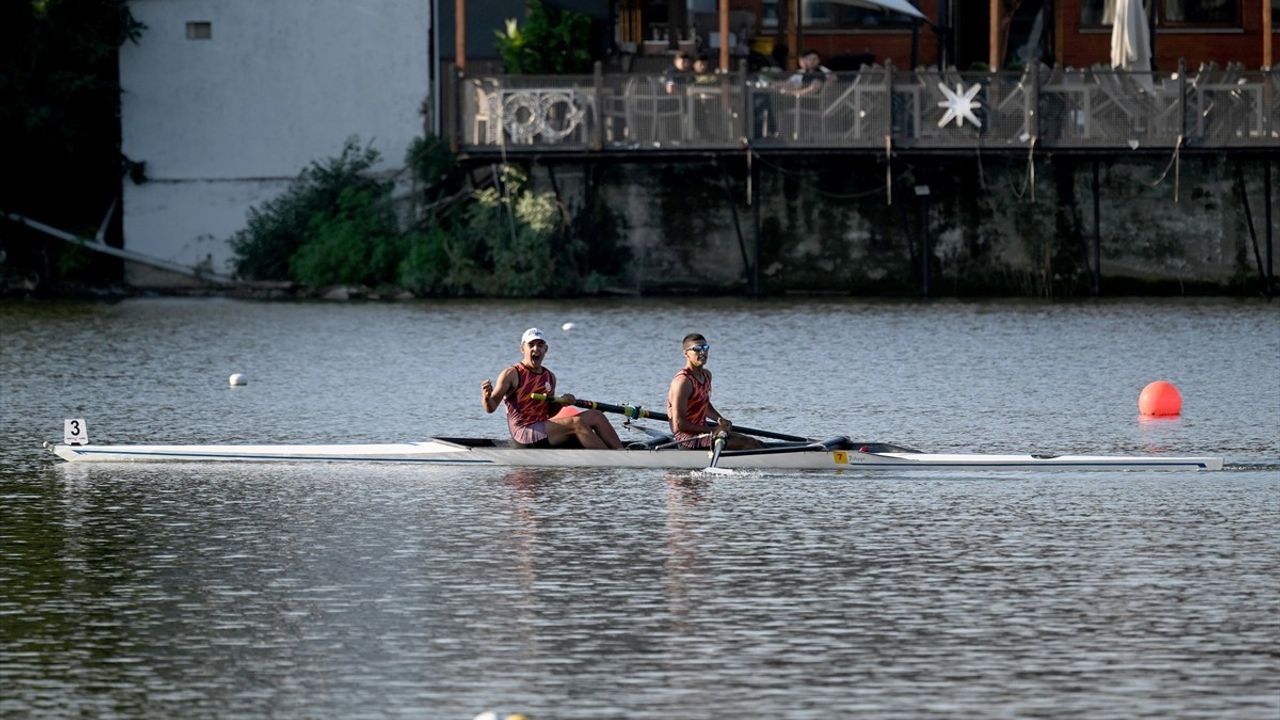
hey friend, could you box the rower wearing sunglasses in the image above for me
[666,333,764,450]
[481,328,623,449]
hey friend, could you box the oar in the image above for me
[530,394,810,442]
[718,436,852,458]
[703,431,732,475]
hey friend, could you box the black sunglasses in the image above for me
[685,343,710,353]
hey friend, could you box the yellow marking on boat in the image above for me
[832,451,849,464]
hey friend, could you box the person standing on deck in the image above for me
[667,333,763,450]
[481,328,623,449]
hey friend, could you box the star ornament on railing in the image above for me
[936,81,983,129]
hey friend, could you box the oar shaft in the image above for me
[530,394,810,442]
[532,393,661,421]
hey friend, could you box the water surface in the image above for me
[1,298,1276,718]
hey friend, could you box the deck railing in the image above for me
[453,63,1279,153]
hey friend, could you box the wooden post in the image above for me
[990,0,1001,70]
[454,0,466,71]
[1265,0,1273,68]
[719,0,730,72]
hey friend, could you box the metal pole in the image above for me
[1091,160,1101,296]
[592,61,603,151]
[449,68,462,153]
[1267,158,1274,299]
[914,185,931,297]
[752,152,761,298]
[921,195,930,297]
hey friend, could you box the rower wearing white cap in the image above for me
[481,328,623,449]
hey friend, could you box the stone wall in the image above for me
[538,155,1277,296]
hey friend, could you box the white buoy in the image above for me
[229,373,247,387]
[561,322,576,332]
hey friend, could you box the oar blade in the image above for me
[701,431,732,474]
[698,466,735,476]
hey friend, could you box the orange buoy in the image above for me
[1139,380,1182,417]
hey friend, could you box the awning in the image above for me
[821,0,927,21]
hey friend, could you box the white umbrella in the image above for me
[822,0,927,22]
[1110,0,1151,72]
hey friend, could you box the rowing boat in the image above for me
[46,436,1225,471]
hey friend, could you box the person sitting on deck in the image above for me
[481,328,623,449]
[662,50,694,94]
[784,49,832,97]
[666,333,764,450]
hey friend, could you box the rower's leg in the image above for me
[725,432,764,450]
[547,411,622,449]
[547,416,607,449]
[578,409,623,449]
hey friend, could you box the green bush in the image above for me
[230,136,621,296]
[406,134,457,196]
[465,167,583,296]
[397,223,453,295]
[230,138,385,280]
[289,186,403,288]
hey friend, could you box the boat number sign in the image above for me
[832,451,849,464]
[64,418,88,446]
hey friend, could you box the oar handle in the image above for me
[530,394,811,442]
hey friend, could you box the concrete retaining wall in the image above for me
[543,155,1276,296]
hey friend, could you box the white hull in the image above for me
[50,438,1224,471]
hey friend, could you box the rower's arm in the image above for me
[481,368,516,414]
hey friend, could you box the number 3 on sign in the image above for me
[64,418,88,446]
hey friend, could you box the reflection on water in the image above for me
[1,298,1278,718]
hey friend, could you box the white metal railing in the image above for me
[453,63,1279,151]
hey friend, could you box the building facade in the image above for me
[119,0,431,284]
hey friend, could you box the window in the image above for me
[186,21,212,40]
[1079,0,1238,28]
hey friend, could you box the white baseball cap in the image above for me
[521,327,547,345]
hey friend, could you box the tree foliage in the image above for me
[229,137,618,297]
[494,0,592,74]
[229,138,389,281]
[0,0,144,285]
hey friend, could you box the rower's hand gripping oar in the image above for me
[531,394,810,442]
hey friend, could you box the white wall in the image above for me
[120,0,430,282]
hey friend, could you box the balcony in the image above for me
[451,63,1280,154]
